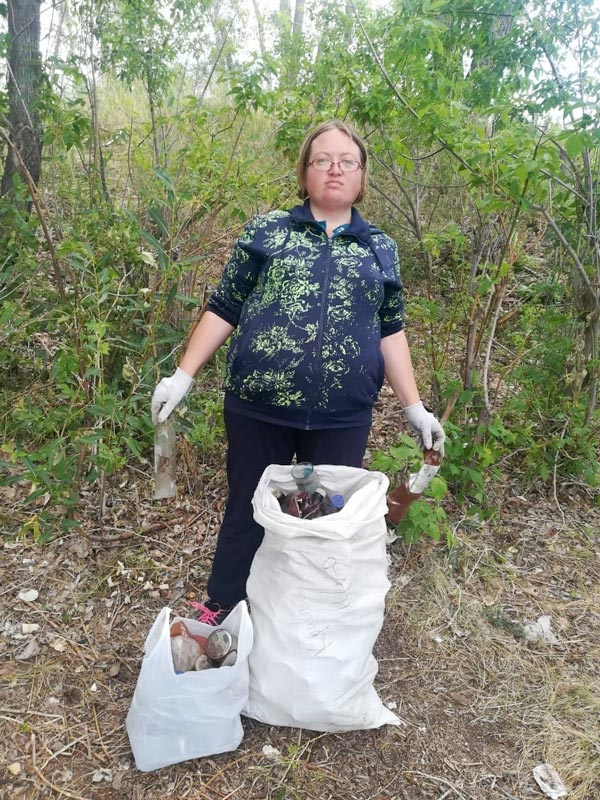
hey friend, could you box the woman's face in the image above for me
[304,129,363,213]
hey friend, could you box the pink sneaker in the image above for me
[188,599,233,626]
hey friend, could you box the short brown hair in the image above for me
[296,120,368,203]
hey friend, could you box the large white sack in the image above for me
[244,464,400,732]
[126,601,253,771]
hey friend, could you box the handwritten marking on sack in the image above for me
[292,556,352,656]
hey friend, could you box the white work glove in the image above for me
[151,367,194,425]
[403,401,446,457]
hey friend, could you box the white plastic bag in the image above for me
[244,464,400,732]
[126,601,253,771]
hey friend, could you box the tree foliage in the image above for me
[1,0,598,539]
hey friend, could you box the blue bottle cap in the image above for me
[331,494,344,509]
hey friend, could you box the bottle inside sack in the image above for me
[277,462,345,519]
[386,449,441,525]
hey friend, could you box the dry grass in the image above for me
[1,475,599,799]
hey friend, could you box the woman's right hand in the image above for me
[151,368,194,425]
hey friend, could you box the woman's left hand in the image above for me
[403,402,446,457]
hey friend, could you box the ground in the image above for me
[2,394,599,800]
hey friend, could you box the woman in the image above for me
[151,120,445,624]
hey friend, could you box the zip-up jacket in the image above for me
[207,200,405,429]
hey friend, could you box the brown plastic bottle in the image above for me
[386,449,442,525]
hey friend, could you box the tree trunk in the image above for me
[292,0,305,37]
[210,5,235,75]
[250,0,268,61]
[1,0,44,197]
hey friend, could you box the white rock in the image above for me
[16,639,41,660]
[262,744,281,758]
[524,615,561,646]
[17,589,39,602]
[8,762,21,776]
[533,763,568,799]
[92,768,113,783]
[22,623,40,634]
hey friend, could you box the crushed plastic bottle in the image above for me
[386,449,441,525]
[170,635,202,673]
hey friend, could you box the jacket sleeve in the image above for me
[207,217,267,327]
[378,239,405,337]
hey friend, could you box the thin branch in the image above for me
[348,0,479,178]
[0,125,66,302]
[534,204,597,301]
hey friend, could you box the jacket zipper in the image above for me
[305,230,333,429]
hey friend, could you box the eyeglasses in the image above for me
[307,158,363,173]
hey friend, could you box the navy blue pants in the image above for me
[206,409,371,605]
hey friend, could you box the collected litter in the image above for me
[532,763,568,799]
[126,603,252,771]
[247,463,400,732]
[275,462,345,519]
[170,621,238,672]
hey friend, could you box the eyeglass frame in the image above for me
[296,121,369,202]
[307,158,364,173]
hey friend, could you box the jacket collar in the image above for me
[289,199,372,245]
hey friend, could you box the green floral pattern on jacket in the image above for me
[208,203,404,427]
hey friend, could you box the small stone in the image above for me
[8,762,21,776]
[523,615,560,646]
[262,744,281,758]
[92,767,113,783]
[18,589,39,602]
[22,623,40,634]
[49,638,67,653]
[16,639,41,660]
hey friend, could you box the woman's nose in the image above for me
[328,161,343,174]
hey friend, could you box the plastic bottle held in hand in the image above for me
[154,419,176,499]
[386,449,441,525]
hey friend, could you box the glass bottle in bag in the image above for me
[278,462,344,519]
[386,449,441,525]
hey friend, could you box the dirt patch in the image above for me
[2,444,599,799]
